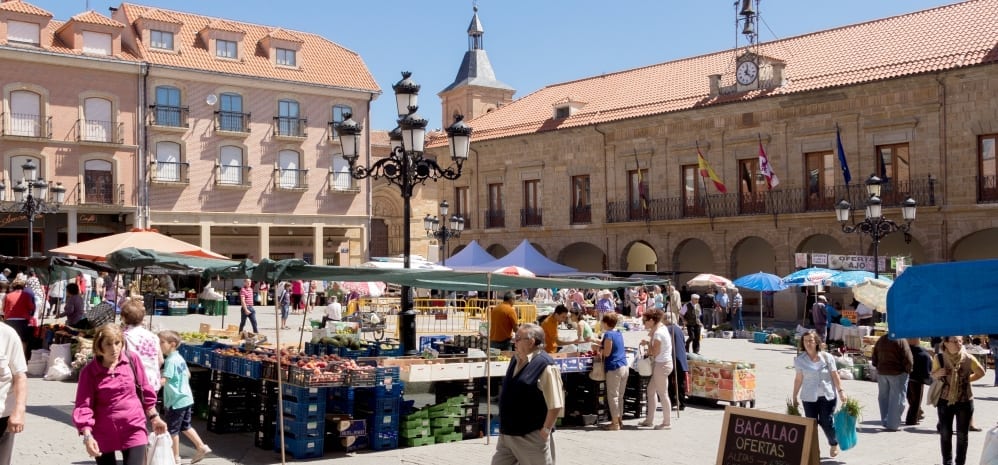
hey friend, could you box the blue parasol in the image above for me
[822,270,893,288]
[782,267,837,286]
[733,272,789,330]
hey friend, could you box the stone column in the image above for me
[259,225,270,260]
[200,222,211,251]
[313,224,323,265]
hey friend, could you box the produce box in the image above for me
[404,436,435,447]
[688,360,755,402]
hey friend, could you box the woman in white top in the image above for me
[792,329,847,458]
[638,308,673,429]
[569,309,595,352]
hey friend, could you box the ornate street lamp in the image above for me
[424,200,464,266]
[835,174,916,278]
[336,71,472,355]
[0,160,66,256]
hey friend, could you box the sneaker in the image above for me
[830,445,839,457]
[637,420,654,427]
[192,445,212,464]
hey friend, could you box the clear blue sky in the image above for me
[38,0,955,131]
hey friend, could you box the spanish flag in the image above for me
[697,147,727,193]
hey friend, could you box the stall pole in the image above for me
[759,291,764,331]
[485,273,493,445]
[272,278,287,465]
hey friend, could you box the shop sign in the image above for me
[0,213,27,227]
[78,214,98,224]
[716,406,818,465]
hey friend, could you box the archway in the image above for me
[622,241,657,272]
[731,236,778,319]
[486,243,509,258]
[673,238,715,284]
[952,228,998,261]
[531,242,547,257]
[558,242,606,273]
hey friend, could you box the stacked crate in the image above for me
[275,385,328,459]
[207,372,259,433]
[435,380,482,439]
[189,366,211,420]
[324,415,367,453]
[399,410,432,447]
[255,380,279,450]
[562,373,608,426]
[325,367,403,451]
[427,397,464,444]
[622,370,650,419]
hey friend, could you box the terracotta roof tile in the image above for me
[370,130,391,148]
[455,0,998,144]
[38,19,142,61]
[68,10,124,28]
[203,18,245,34]
[0,0,52,17]
[266,27,304,43]
[119,3,378,92]
[137,8,182,25]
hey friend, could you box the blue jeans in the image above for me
[938,399,974,465]
[240,305,259,333]
[802,395,838,446]
[733,306,744,331]
[877,372,909,430]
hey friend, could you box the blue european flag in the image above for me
[836,128,852,185]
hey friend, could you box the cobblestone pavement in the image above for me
[16,307,998,464]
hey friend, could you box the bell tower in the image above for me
[438,5,515,127]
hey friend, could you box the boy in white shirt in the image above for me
[322,296,343,328]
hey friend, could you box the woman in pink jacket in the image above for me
[74,324,167,465]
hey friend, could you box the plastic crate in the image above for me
[281,417,325,439]
[282,385,326,404]
[404,435,435,447]
[288,366,348,388]
[348,369,376,387]
[241,359,263,379]
[282,399,326,420]
[262,360,291,381]
[753,331,769,344]
[369,431,399,451]
[374,343,403,358]
[276,436,324,459]
[375,366,401,385]
[434,431,462,444]
[340,346,374,359]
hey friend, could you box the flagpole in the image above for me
[696,142,715,230]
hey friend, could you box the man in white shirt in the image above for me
[322,296,343,328]
[855,301,874,326]
[0,321,27,464]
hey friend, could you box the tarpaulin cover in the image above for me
[886,259,998,338]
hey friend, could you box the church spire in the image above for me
[439,4,515,127]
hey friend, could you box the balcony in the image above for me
[520,207,543,227]
[570,205,592,224]
[328,171,359,193]
[2,113,51,138]
[79,183,124,206]
[148,105,189,128]
[151,161,190,184]
[606,176,938,223]
[215,111,251,134]
[979,175,998,203]
[485,209,505,229]
[273,116,307,138]
[275,168,308,191]
[215,164,251,187]
[77,119,123,144]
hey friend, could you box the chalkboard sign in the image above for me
[716,406,819,465]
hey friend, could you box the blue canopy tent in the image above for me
[887,259,998,338]
[472,239,578,276]
[439,240,497,269]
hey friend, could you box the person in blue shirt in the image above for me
[600,312,628,430]
[158,330,212,464]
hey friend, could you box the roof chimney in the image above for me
[708,74,722,97]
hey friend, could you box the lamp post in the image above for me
[424,200,464,267]
[835,174,916,278]
[336,71,472,355]
[0,160,66,256]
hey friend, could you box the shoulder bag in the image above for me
[589,353,606,381]
[926,353,945,406]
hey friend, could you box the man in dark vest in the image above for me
[493,323,564,465]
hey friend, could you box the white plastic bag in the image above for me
[48,343,72,371]
[43,357,72,381]
[981,424,998,465]
[146,432,174,465]
[837,368,854,380]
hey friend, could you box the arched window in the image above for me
[277,99,302,137]
[155,141,182,182]
[331,156,352,191]
[219,93,245,132]
[82,97,112,142]
[84,159,113,204]
[278,149,302,189]
[219,146,244,185]
[9,155,42,187]
[9,90,41,137]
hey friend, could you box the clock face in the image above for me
[736,61,758,85]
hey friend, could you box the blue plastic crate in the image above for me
[241,359,263,379]
[369,431,399,451]
[282,399,326,420]
[303,343,320,356]
[326,386,355,415]
[753,331,769,344]
[374,343,403,357]
[282,385,326,404]
[188,346,203,366]
[280,416,325,438]
[276,436,323,459]
[418,335,449,352]
[340,346,373,359]
[368,412,400,434]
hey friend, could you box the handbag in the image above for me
[146,433,174,465]
[636,357,654,377]
[927,354,945,407]
[589,354,606,381]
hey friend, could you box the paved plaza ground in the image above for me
[16,305,998,464]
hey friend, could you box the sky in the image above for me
[34,0,957,132]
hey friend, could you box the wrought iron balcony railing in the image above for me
[77,119,123,144]
[149,105,189,128]
[215,164,251,187]
[275,168,308,190]
[273,116,307,138]
[151,161,190,184]
[215,111,251,133]
[1,113,51,138]
[484,209,505,229]
[520,208,543,227]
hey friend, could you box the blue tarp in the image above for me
[439,240,497,268]
[887,259,998,338]
[471,239,578,276]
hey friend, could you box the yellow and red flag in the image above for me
[697,147,727,193]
